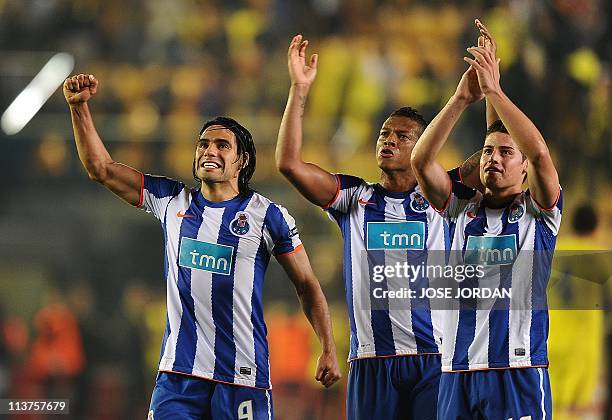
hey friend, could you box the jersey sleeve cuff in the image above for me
[136,172,145,208]
[321,174,341,210]
[431,177,453,213]
[531,186,561,211]
[274,244,304,257]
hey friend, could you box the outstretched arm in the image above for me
[276,35,338,207]
[466,36,560,208]
[411,66,484,209]
[277,248,341,388]
[64,74,142,206]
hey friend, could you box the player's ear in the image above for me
[241,152,249,169]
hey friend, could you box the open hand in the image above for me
[454,65,484,104]
[63,74,98,105]
[475,19,496,56]
[465,45,501,96]
[288,35,318,87]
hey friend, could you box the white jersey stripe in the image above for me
[350,188,375,357]
[190,206,225,377]
[385,196,415,354]
[509,215,535,366]
[232,198,261,384]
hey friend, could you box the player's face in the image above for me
[375,116,421,172]
[194,125,245,185]
[480,132,527,191]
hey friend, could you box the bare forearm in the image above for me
[485,97,499,127]
[485,91,549,164]
[459,149,484,191]
[276,84,309,173]
[413,96,469,167]
[296,281,336,353]
[69,103,113,180]
[275,84,337,206]
[411,96,468,208]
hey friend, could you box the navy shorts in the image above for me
[148,372,273,420]
[347,354,441,420]
[438,367,552,419]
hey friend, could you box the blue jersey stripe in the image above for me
[335,210,360,358]
[264,205,293,255]
[172,206,203,371]
[212,197,252,382]
[402,198,436,353]
[252,236,271,388]
[363,195,395,356]
[159,314,171,364]
[144,175,182,198]
[326,206,360,357]
[488,208,517,367]
[453,205,487,369]
[530,220,553,365]
[160,201,172,361]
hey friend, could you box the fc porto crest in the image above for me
[508,203,524,223]
[466,202,479,219]
[410,192,430,212]
[230,212,250,236]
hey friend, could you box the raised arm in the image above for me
[276,248,341,388]
[64,74,142,206]
[459,19,498,191]
[411,66,483,209]
[276,35,338,207]
[465,33,560,208]
[476,19,501,128]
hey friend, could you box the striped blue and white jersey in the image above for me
[440,180,562,372]
[138,174,302,389]
[325,174,448,361]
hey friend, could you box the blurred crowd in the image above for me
[0,0,610,419]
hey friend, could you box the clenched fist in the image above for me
[63,74,98,105]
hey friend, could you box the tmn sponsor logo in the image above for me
[366,221,425,250]
[179,237,234,275]
[464,234,517,266]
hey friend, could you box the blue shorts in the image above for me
[347,354,441,420]
[438,368,551,420]
[148,372,273,420]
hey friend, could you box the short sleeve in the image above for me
[447,167,462,183]
[263,204,303,256]
[139,174,184,221]
[438,180,479,220]
[322,174,364,214]
[527,186,563,235]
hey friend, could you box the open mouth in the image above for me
[379,148,394,158]
[201,161,221,169]
[485,166,502,173]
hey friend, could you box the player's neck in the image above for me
[379,170,417,193]
[200,181,240,202]
[483,186,523,208]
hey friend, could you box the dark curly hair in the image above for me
[192,116,256,197]
[388,106,428,137]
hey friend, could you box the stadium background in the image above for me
[0,0,609,419]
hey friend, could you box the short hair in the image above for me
[388,107,428,136]
[485,120,526,161]
[572,203,598,235]
[485,119,509,137]
[192,116,256,197]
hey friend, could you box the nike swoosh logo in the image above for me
[177,211,194,218]
[358,199,375,205]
